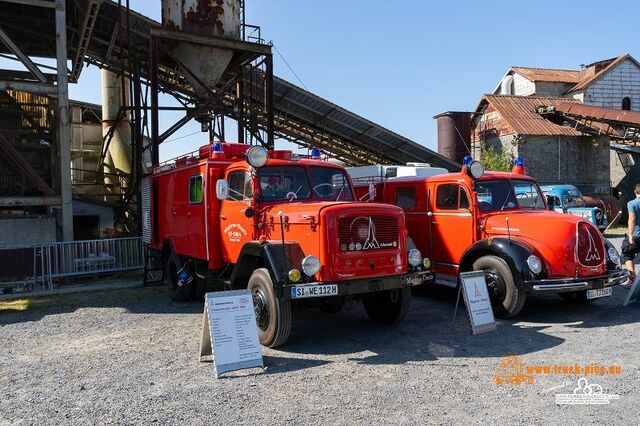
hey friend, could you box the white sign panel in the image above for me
[199,290,264,377]
[459,271,497,335]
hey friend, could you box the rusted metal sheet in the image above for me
[161,0,240,38]
[434,111,471,163]
[472,95,610,141]
[554,102,640,127]
[511,67,583,83]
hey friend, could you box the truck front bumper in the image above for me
[281,270,434,301]
[524,269,629,293]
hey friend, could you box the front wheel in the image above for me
[363,287,411,324]
[248,268,291,348]
[472,255,526,318]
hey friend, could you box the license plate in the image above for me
[291,284,338,299]
[586,287,612,299]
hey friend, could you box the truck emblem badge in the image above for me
[363,216,380,250]
[585,228,601,262]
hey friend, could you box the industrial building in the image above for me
[0,0,457,249]
[436,54,640,202]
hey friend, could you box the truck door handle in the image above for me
[432,221,439,225]
[187,212,191,217]
[219,214,226,220]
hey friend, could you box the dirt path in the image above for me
[1,283,638,425]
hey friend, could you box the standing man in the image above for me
[622,183,640,282]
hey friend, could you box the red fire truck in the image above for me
[143,143,432,347]
[348,157,629,318]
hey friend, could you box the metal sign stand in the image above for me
[199,290,264,378]
[453,271,497,335]
[623,274,640,306]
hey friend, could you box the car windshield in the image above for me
[257,165,354,202]
[475,179,546,212]
[563,196,584,207]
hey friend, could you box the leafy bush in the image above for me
[479,144,514,172]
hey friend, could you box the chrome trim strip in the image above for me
[533,282,589,291]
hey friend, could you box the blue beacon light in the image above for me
[310,147,321,159]
[462,155,473,166]
[514,157,524,166]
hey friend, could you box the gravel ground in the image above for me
[1,237,638,425]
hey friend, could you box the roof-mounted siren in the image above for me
[211,142,225,159]
[512,157,526,175]
[462,155,484,179]
[310,147,322,160]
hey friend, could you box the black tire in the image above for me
[248,268,291,348]
[363,287,411,324]
[318,297,345,314]
[164,252,194,302]
[472,255,526,318]
[558,290,594,304]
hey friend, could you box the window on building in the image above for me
[395,187,416,210]
[436,184,469,210]
[189,175,203,204]
[622,97,631,111]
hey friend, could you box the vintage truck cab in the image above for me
[540,184,608,231]
[144,143,432,347]
[348,157,628,318]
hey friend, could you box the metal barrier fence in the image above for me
[41,237,144,290]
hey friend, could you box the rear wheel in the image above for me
[558,290,594,304]
[248,268,291,348]
[472,255,526,318]
[164,252,194,302]
[363,287,411,324]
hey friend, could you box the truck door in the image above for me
[389,184,429,256]
[431,183,474,271]
[219,170,253,263]
[186,171,207,260]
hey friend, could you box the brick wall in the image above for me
[518,135,610,194]
[582,58,640,111]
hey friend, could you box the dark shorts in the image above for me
[621,236,640,262]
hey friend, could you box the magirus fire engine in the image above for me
[348,157,629,318]
[142,143,432,347]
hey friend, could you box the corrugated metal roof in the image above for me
[480,95,585,136]
[511,67,583,83]
[555,102,640,126]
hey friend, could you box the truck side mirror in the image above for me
[545,195,554,210]
[216,179,229,200]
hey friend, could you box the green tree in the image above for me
[479,144,514,172]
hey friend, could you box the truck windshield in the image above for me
[309,167,354,201]
[258,166,311,201]
[475,179,545,212]
[257,166,354,202]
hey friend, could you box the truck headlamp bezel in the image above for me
[246,146,268,168]
[301,255,320,277]
[408,249,422,268]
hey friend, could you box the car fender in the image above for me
[460,237,544,289]
[229,241,307,290]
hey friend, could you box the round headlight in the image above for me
[288,269,301,283]
[467,161,484,179]
[423,257,431,269]
[301,255,320,276]
[408,249,422,268]
[527,255,542,274]
[246,146,268,168]
[608,247,621,266]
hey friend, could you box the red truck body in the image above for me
[144,143,431,346]
[349,160,628,317]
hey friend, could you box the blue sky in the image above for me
[32,1,640,160]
